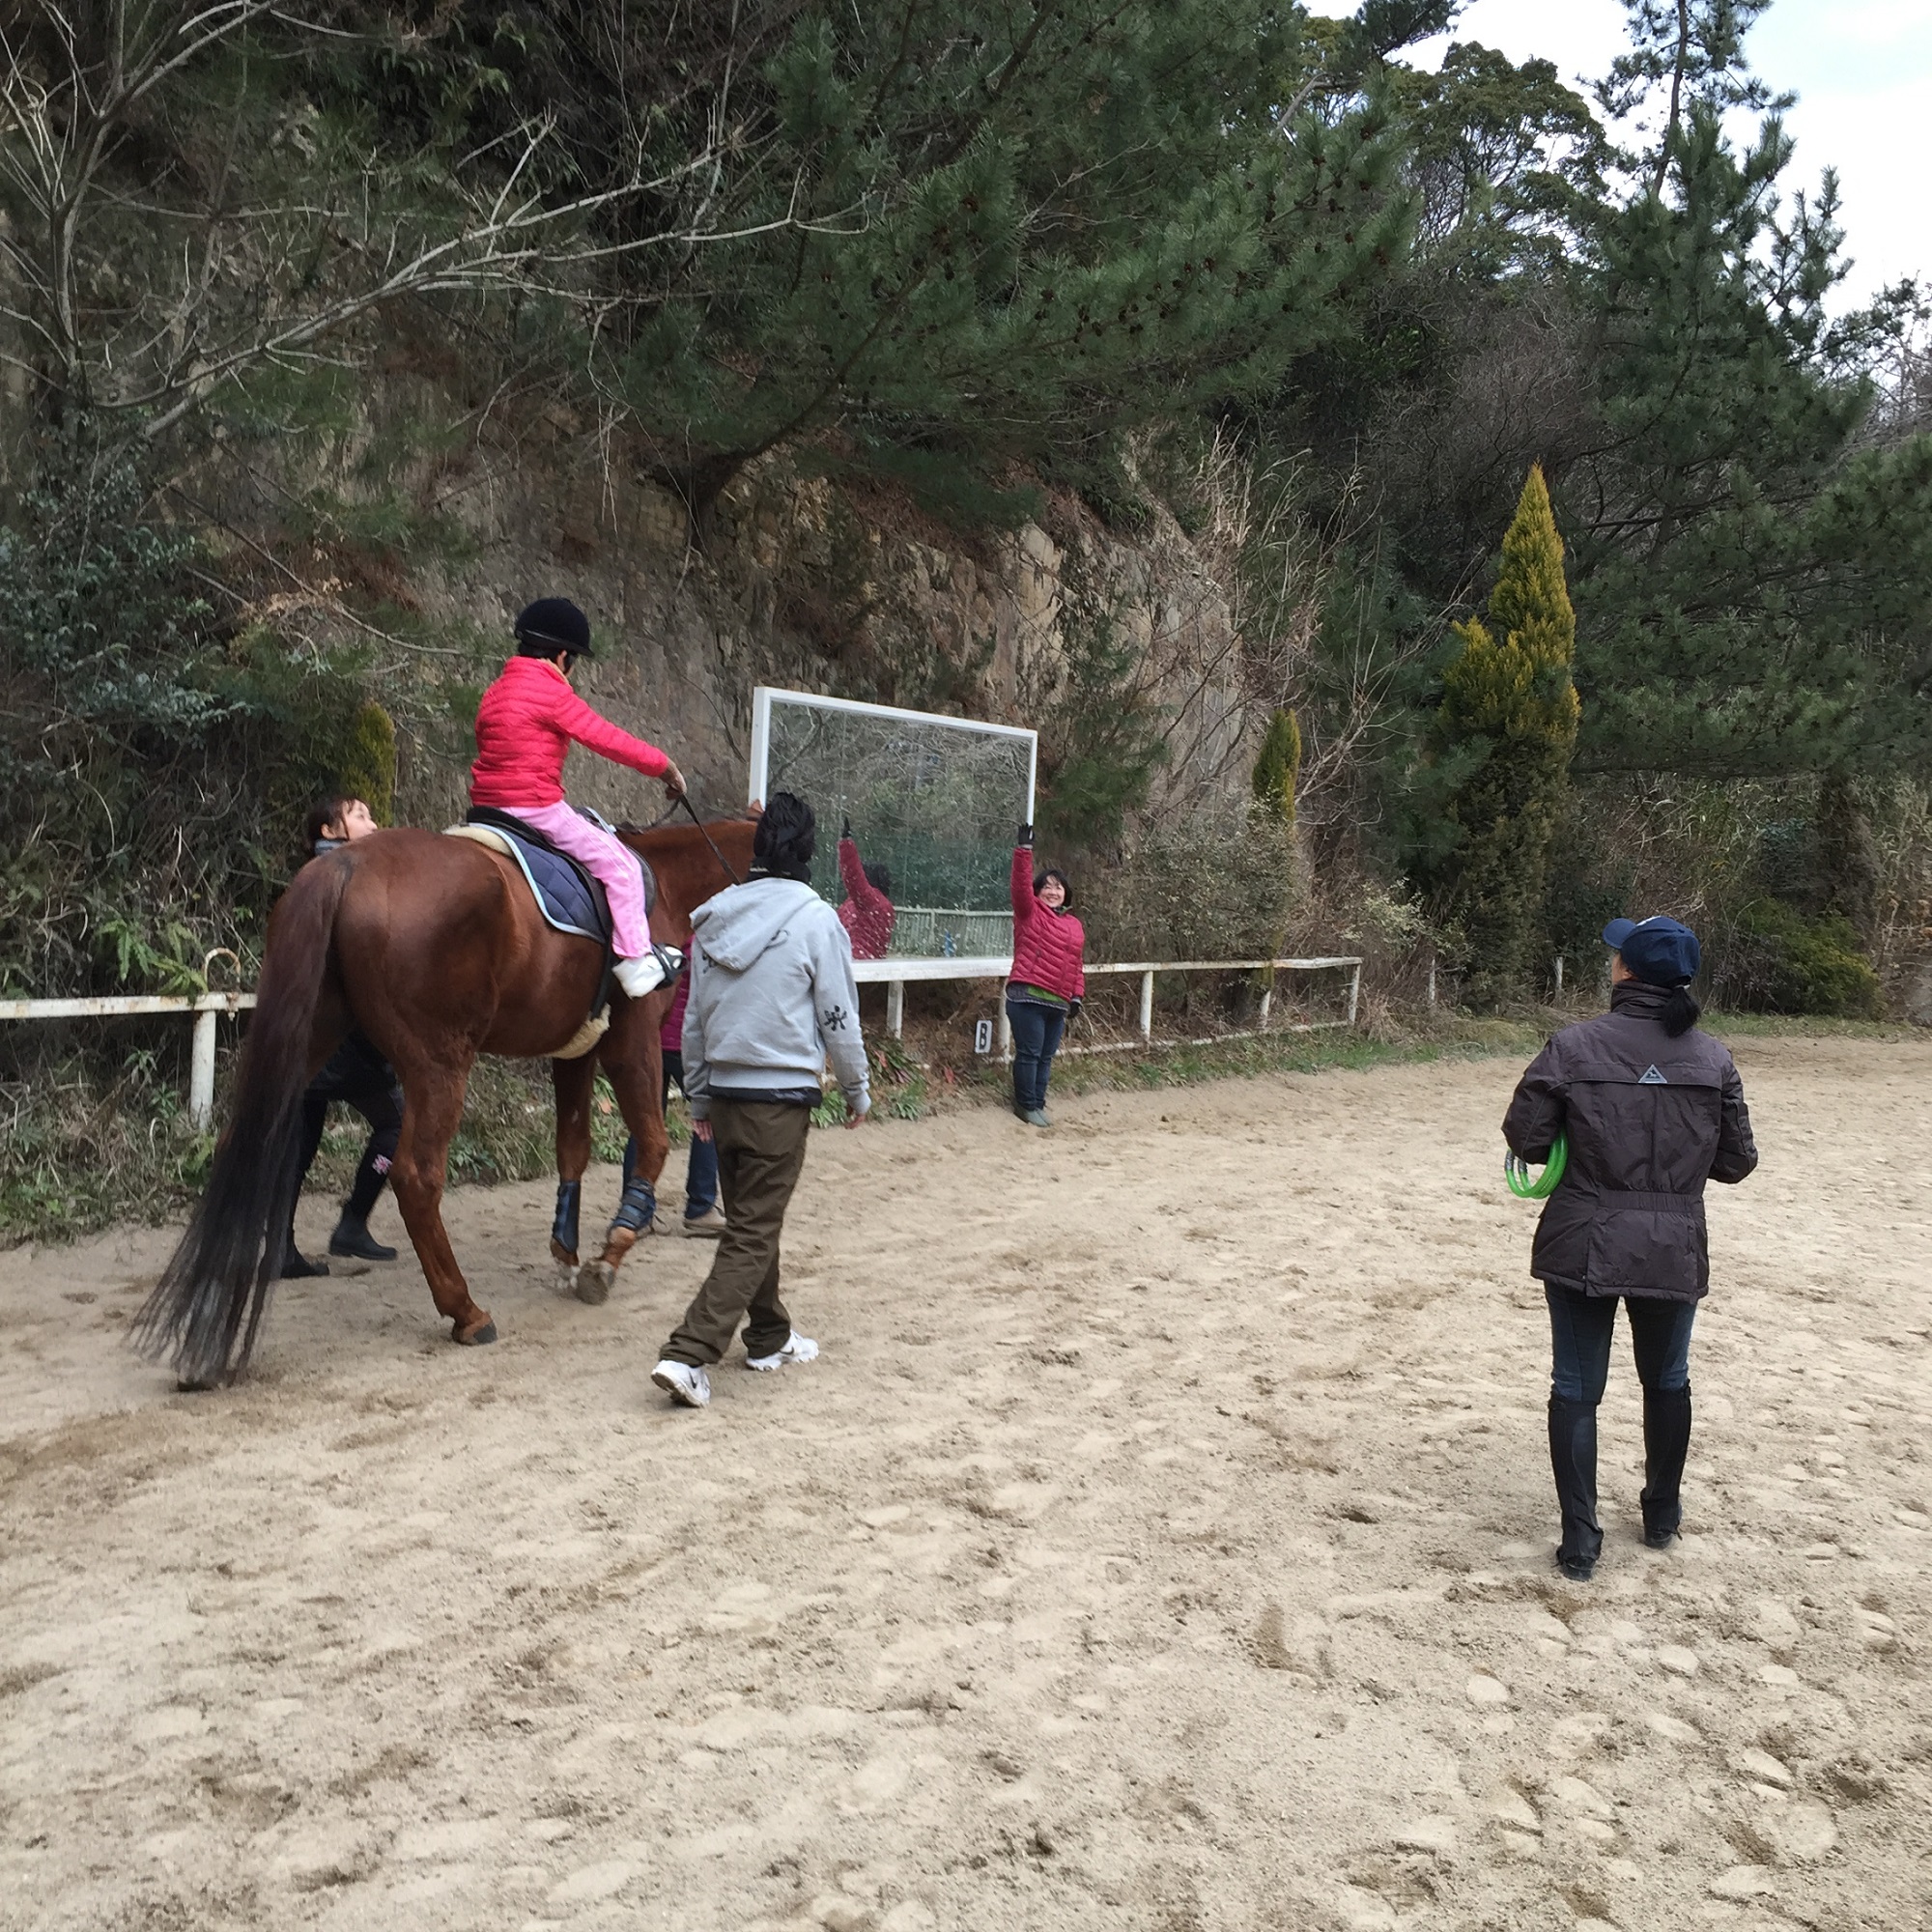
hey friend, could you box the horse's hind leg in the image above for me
[550,1051,596,1293]
[388,1060,496,1346]
[576,994,668,1304]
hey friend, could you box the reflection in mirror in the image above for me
[751,691,1037,962]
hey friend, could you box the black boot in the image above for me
[1640,1385,1692,1547]
[281,1244,329,1279]
[328,1211,397,1262]
[1548,1396,1603,1580]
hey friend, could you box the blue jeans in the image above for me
[1546,1286,1695,1403]
[621,1049,718,1217]
[1007,998,1066,1112]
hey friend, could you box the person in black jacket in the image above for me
[281,794,406,1277]
[1504,916,1758,1581]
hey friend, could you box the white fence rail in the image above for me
[852,953,1362,1057]
[0,989,257,1129]
[1,955,1362,1124]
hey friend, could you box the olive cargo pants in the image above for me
[661,1098,812,1367]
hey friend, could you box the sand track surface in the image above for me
[3,1035,1929,1931]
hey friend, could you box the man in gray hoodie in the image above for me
[651,792,870,1408]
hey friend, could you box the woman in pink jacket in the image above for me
[469,598,686,1000]
[1007,822,1086,1127]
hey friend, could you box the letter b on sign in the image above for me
[974,1018,994,1055]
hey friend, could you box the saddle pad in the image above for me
[444,822,612,945]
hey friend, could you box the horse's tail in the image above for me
[133,855,352,1385]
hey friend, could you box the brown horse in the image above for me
[134,812,756,1386]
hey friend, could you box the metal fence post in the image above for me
[189,1007,217,1129]
[1347,963,1361,1027]
[1427,957,1436,1007]
[886,980,904,1038]
[996,992,1011,1060]
[1553,954,1565,998]
[1139,970,1154,1042]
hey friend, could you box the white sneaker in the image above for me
[651,1359,711,1407]
[613,951,671,1000]
[746,1332,819,1373]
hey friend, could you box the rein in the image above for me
[676,791,745,887]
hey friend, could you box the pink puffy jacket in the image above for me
[469,655,669,809]
[1009,845,1086,1001]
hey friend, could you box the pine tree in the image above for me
[1434,466,1580,1005]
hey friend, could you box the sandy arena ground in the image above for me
[2,1034,1929,1932]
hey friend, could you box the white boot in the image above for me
[613,946,682,1000]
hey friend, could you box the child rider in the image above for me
[469,597,687,1001]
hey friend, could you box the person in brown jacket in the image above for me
[1504,916,1757,1581]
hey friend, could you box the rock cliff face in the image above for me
[387,436,1256,838]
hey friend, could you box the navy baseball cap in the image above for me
[1603,915,1700,987]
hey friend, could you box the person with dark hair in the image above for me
[1504,915,1759,1581]
[302,792,375,857]
[282,795,404,1277]
[470,596,687,1001]
[650,791,871,1409]
[836,816,895,960]
[1006,823,1086,1128]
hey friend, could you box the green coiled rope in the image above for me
[1505,1132,1568,1200]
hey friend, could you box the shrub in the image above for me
[1732,899,1882,1018]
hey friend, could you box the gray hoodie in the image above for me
[681,877,870,1120]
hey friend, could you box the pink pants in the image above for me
[502,801,649,959]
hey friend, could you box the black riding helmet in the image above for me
[515,596,594,660]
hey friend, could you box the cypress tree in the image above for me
[1251,710,1302,828]
[1434,466,1580,1005]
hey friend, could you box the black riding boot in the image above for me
[328,1211,396,1262]
[1640,1386,1693,1547]
[329,1143,398,1260]
[1548,1396,1603,1580]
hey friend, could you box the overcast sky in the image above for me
[1406,0,1932,309]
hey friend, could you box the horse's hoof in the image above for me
[455,1319,497,1347]
[575,1260,614,1306]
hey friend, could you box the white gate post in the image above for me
[1347,963,1361,1027]
[1139,970,1154,1043]
[886,979,904,1038]
[189,1007,217,1129]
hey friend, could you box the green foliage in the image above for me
[0,440,372,996]
[1251,711,1303,828]
[1733,900,1882,1018]
[1033,611,1170,855]
[1431,467,1580,1005]
[338,701,399,826]
[345,0,1431,524]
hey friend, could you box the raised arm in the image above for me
[838,834,870,906]
[547,678,671,782]
[1010,839,1037,927]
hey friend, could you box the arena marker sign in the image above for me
[1505,1133,1569,1200]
